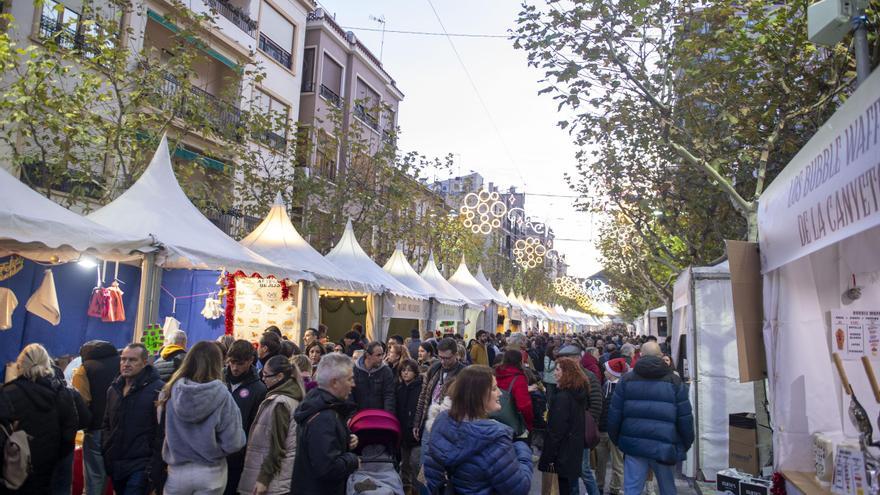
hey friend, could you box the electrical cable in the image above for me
[343,26,510,38]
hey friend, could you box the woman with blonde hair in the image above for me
[238,355,305,494]
[385,342,411,380]
[0,344,77,494]
[160,341,246,494]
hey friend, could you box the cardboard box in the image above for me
[740,477,771,495]
[730,413,760,475]
[716,470,746,495]
[726,240,767,382]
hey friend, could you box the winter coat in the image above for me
[153,346,186,382]
[351,355,395,412]
[102,365,164,479]
[290,387,359,495]
[161,378,246,466]
[598,380,618,432]
[414,361,466,434]
[607,355,694,464]
[0,376,78,493]
[581,353,603,385]
[407,338,421,361]
[542,356,557,385]
[225,366,267,436]
[586,371,602,425]
[424,411,533,495]
[494,365,534,431]
[238,379,301,494]
[538,385,587,478]
[529,348,545,373]
[470,342,489,366]
[79,340,120,431]
[395,376,423,447]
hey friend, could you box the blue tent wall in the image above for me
[0,257,141,367]
[156,269,225,347]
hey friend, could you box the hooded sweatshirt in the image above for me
[162,378,246,466]
[424,412,533,495]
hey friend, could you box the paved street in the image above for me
[526,456,700,494]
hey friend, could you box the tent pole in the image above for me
[133,253,160,344]
[297,281,308,347]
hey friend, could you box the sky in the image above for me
[315,0,602,277]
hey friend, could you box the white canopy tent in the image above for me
[643,305,668,337]
[503,286,525,331]
[0,166,155,261]
[382,248,452,336]
[88,136,307,280]
[475,265,510,332]
[239,195,381,341]
[448,259,502,335]
[325,220,425,342]
[757,69,880,476]
[419,254,475,334]
[671,261,755,481]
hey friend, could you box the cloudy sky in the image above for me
[316,0,602,277]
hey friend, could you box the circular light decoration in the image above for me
[514,237,548,269]
[460,190,507,235]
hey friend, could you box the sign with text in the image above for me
[385,295,426,320]
[232,277,297,340]
[758,69,880,273]
[831,309,880,359]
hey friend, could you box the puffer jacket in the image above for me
[102,365,164,480]
[225,365,267,495]
[79,340,120,431]
[238,379,301,494]
[494,365,534,431]
[395,376,423,447]
[290,387,359,495]
[154,346,186,382]
[424,411,532,495]
[161,378,245,466]
[607,355,694,464]
[538,385,587,478]
[351,355,395,412]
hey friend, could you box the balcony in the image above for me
[259,33,291,68]
[204,207,261,238]
[157,72,243,141]
[354,104,379,131]
[319,84,341,108]
[262,130,287,150]
[38,13,101,58]
[20,159,106,200]
[205,0,257,38]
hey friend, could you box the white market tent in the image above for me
[756,69,880,475]
[671,261,755,481]
[88,136,307,280]
[448,259,503,334]
[475,265,510,333]
[0,166,155,261]
[643,305,667,337]
[383,248,442,302]
[325,220,426,342]
[419,254,475,334]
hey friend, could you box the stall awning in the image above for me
[447,258,503,306]
[419,254,477,309]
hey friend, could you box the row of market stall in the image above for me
[0,135,604,366]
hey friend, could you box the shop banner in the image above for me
[758,69,880,273]
[384,295,427,320]
[433,302,462,323]
[509,307,523,322]
[232,276,297,340]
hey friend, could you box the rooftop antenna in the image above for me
[369,15,386,62]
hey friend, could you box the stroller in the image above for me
[346,409,404,495]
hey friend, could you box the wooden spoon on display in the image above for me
[861,356,880,404]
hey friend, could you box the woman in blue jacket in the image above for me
[424,365,533,495]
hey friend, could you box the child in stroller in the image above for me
[346,409,404,495]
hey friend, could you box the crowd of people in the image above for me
[0,323,693,495]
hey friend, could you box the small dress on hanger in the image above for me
[102,281,125,323]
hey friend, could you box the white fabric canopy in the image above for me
[419,254,476,308]
[324,220,423,300]
[448,258,501,306]
[240,194,378,292]
[0,166,155,260]
[383,248,456,304]
[88,137,307,279]
[475,266,509,306]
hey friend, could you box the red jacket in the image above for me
[581,353,603,385]
[494,365,534,431]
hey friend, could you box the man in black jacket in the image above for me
[223,339,267,495]
[102,343,164,495]
[71,340,119,495]
[351,341,395,412]
[412,338,466,441]
[291,353,359,495]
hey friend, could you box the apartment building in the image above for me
[297,7,403,181]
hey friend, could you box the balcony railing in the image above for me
[301,80,315,93]
[39,13,101,57]
[20,159,106,200]
[205,207,261,238]
[259,33,291,68]
[263,130,287,150]
[205,0,257,38]
[354,104,379,131]
[158,72,243,140]
[319,84,341,108]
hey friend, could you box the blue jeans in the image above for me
[575,448,599,495]
[83,430,107,495]
[623,456,676,495]
[112,469,149,495]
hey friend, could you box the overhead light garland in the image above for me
[460,190,507,234]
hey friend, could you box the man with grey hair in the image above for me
[608,341,694,495]
[154,329,187,381]
[291,353,359,495]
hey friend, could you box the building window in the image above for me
[320,54,343,107]
[38,0,117,57]
[354,77,380,131]
[259,3,293,68]
[301,47,316,92]
[315,131,337,181]
[255,88,290,149]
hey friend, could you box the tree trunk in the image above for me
[745,207,759,243]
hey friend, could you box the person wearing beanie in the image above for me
[597,358,628,495]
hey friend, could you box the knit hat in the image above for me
[557,344,583,358]
[605,358,629,378]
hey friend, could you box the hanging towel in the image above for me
[26,269,60,326]
[102,282,125,323]
[0,287,18,330]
